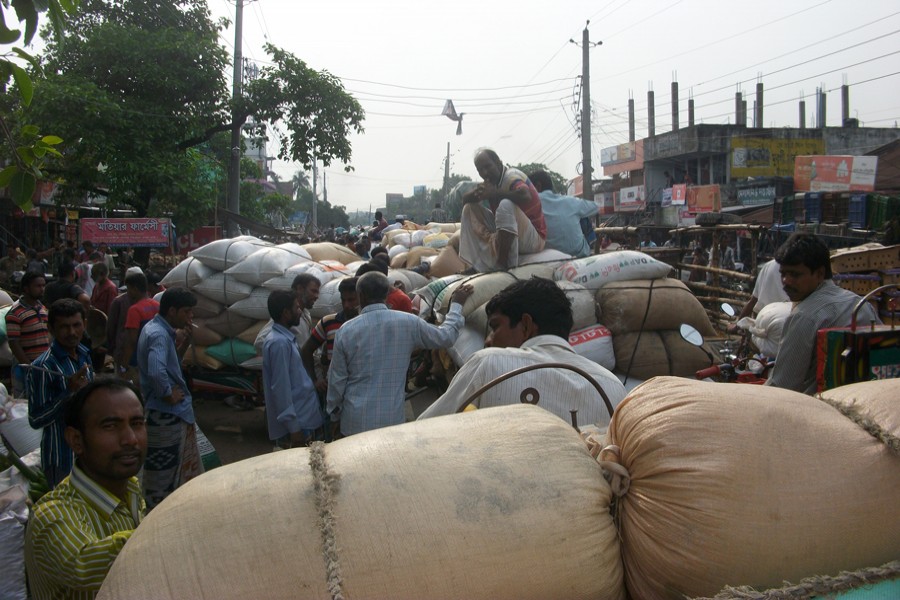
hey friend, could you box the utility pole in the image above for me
[226,0,245,235]
[311,160,318,231]
[572,22,601,200]
[442,141,450,201]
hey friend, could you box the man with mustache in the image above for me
[25,377,146,600]
[766,233,879,394]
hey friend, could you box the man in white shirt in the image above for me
[418,277,626,425]
[730,257,790,332]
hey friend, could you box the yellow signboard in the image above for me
[731,138,825,178]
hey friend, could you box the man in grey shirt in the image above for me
[766,233,879,395]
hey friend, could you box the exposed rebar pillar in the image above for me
[799,100,806,128]
[755,82,764,128]
[671,81,679,132]
[648,89,655,137]
[818,88,827,128]
[735,92,742,126]
[841,84,850,125]
[688,98,695,127]
[628,97,635,142]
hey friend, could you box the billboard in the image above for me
[731,138,825,178]
[177,226,220,252]
[685,185,720,215]
[671,184,687,206]
[81,218,172,248]
[602,139,644,176]
[600,141,636,166]
[595,192,614,215]
[615,185,645,212]
[794,155,878,192]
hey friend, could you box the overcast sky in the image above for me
[209,0,900,214]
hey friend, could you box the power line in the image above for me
[338,76,576,93]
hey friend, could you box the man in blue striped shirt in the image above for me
[136,287,201,509]
[27,298,94,488]
[326,272,474,437]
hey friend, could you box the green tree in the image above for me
[17,0,364,232]
[291,169,310,198]
[0,0,76,210]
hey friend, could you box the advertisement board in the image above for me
[600,141,636,166]
[602,139,644,176]
[731,138,825,178]
[685,185,720,215]
[615,185,645,212]
[671,184,687,206]
[794,155,878,192]
[595,192,614,215]
[81,218,172,248]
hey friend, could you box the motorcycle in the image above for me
[680,303,774,384]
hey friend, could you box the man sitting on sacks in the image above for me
[766,232,880,395]
[418,277,626,424]
[458,148,547,272]
[528,169,599,258]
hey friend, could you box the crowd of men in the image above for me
[3,148,885,599]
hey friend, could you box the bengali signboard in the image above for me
[794,155,878,192]
[731,138,825,178]
[177,226,220,252]
[671,184,687,206]
[615,185,645,212]
[737,185,778,205]
[81,218,172,248]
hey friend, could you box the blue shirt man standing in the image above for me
[263,290,324,448]
[26,299,94,487]
[136,287,200,509]
[529,169,599,258]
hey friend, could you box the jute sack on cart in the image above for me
[599,376,900,600]
[596,278,715,336]
[98,405,625,600]
[436,272,519,317]
[553,250,672,290]
[301,242,360,265]
[613,330,712,380]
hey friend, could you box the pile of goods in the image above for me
[97,378,899,599]
[0,289,15,367]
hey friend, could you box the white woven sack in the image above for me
[191,272,254,305]
[437,272,520,316]
[568,324,615,371]
[748,301,792,358]
[202,311,257,338]
[0,340,14,367]
[519,248,571,265]
[554,250,673,290]
[301,242,360,265]
[160,257,214,289]
[188,238,270,271]
[344,260,366,275]
[410,230,428,247]
[275,242,312,263]
[97,406,624,600]
[227,287,273,321]
[191,294,224,319]
[555,281,598,330]
[388,244,408,260]
[397,269,428,291]
[447,325,486,367]
[0,290,13,306]
[309,278,345,321]
[509,263,559,281]
[393,232,412,248]
[224,246,311,286]
[387,269,411,292]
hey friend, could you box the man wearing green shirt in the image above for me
[25,377,147,600]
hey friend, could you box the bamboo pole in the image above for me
[676,262,755,281]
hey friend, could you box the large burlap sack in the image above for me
[189,238,270,271]
[465,302,490,335]
[423,232,450,249]
[0,289,13,306]
[236,320,267,346]
[389,252,409,269]
[0,340,14,367]
[557,280,598,331]
[181,345,224,370]
[160,257,215,289]
[568,325,615,371]
[263,262,346,291]
[310,278,345,321]
[600,376,900,599]
[519,248,571,265]
[613,330,712,380]
[191,273,254,305]
[413,275,464,319]
[509,262,560,281]
[224,246,311,286]
[98,405,624,600]
[227,287,272,321]
[554,251,673,290]
[447,325,486,367]
[397,269,428,291]
[404,246,439,268]
[817,379,899,435]
[188,319,223,347]
[437,272,519,316]
[302,242,360,265]
[429,245,466,278]
[425,222,459,233]
[202,311,256,339]
[748,300,792,358]
[191,294,224,320]
[387,244,408,259]
[596,278,715,336]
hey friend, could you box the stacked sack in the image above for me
[161,239,360,370]
[382,223,461,272]
[595,377,899,599]
[98,405,625,600]
[0,289,15,367]
[555,251,715,380]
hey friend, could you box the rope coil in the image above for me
[308,441,345,600]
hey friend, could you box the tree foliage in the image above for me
[12,0,365,232]
[514,163,567,194]
[0,0,76,210]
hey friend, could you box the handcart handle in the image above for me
[850,284,899,331]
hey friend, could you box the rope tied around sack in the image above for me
[816,395,900,456]
[581,431,631,499]
[691,560,900,600]
[308,441,345,600]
